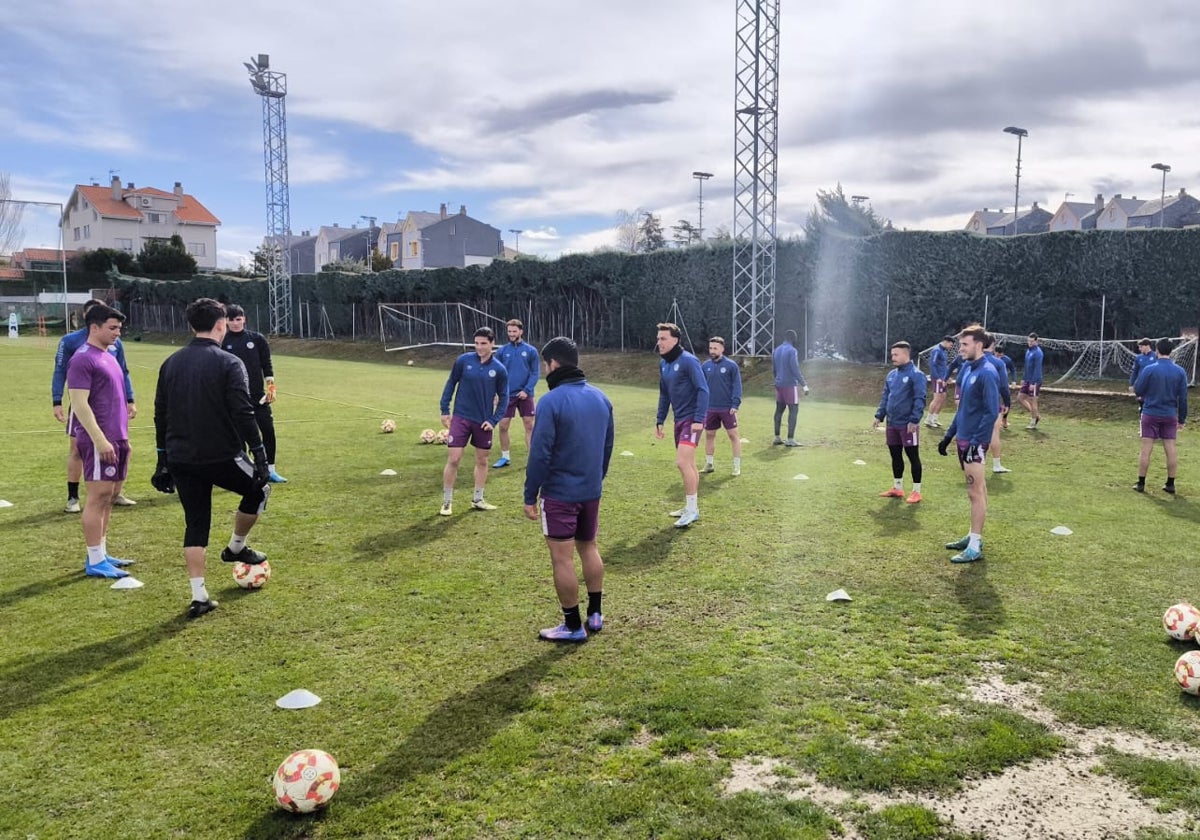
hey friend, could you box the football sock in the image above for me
[893,478,904,490]
[269,463,277,472]
[473,488,485,503]
[992,458,1003,469]
[86,545,105,566]
[67,481,80,501]
[732,457,741,469]
[967,533,982,551]
[587,591,603,616]
[706,455,714,467]
[685,494,698,514]
[228,533,247,554]
[562,605,582,631]
[443,488,453,504]
[501,450,510,460]
[190,577,209,602]
[930,414,937,424]
[1166,477,1176,488]
[912,482,922,493]
[1136,476,1146,488]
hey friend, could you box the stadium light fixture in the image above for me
[1003,126,1028,236]
[360,215,376,270]
[508,228,523,256]
[1151,163,1171,228]
[692,172,713,243]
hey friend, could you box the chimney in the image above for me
[174,181,183,196]
[440,203,447,219]
[459,204,466,215]
[111,175,121,201]
[1095,194,1104,210]
[333,222,339,227]
[1180,187,1188,197]
[1114,193,1122,200]
[127,182,134,190]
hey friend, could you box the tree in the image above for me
[671,219,701,247]
[80,247,136,273]
[803,183,889,244]
[138,234,197,275]
[614,208,647,253]
[640,213,666,252]
[250,245,277,276]
[708,224,733,243]
[370,248,393,271]
[0,172,25,256]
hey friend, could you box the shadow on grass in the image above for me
[606,526,684,570]
[985,474,1014,494]
[352,513,462,560]
[1147,494,1200,524]
[0,509,73,529]
[0,572,86,612]
[241,647,572,839]
[0,614,190,719]
[751,445,794,461]
[952,561,1006,638]
[866,501,922,535]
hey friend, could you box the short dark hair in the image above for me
[785,329,798,345]
[941,335,956,344]
[186,297,228,332]
[506,318,523,329]
[1138,338,1152,348]
[657,322,681,338]
[85,304,124,327]
[1157,337,1173,356]
[708,336,725,347]
[541,336,578,368]
[83,298,106,313]
[959,324,986,343]
[981,332,996,349]
[225,303,246,319]
[474,326,496,342]
[1028,332,1039,341]
[891,341,911,351]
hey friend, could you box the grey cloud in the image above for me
[481,88,674,134]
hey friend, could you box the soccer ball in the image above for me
[232,560,271,589]
[1175,650,1200,695]
[1162,603,1200,641]
[407,359,414,366]
[420,428,437,444]
[380,418,396,434]
[435,429,449,445]
[273,749,340,813]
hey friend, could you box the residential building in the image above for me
[963,209,1010,235]
[1048,195,1105,232]
[1094,194,1145,230]
[396,210,442,270]
[11,248,78,271]
[417,204,502,268]
[985,202,1052,236]
[61,176,220,269]
[1126,189,1200,229]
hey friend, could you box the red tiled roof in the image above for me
[0,267,24,279]
[77,185,143,219]
[74,184,220,226]
[18,248,78,262]
[175,194,220,225]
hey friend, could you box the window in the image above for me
[92,210,97,221]
[147,213,162,224]
[187,242,205,256]
[389,242,399,260]
[73,227,80,241]
[409,241,418,257]
[83,224,90,239]
[115,238,133,252]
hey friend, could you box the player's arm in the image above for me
[910,374,927,425]
[523,349,539,397]
[874,377,890,426]
[113,340,137,417]
[523,403,554,512]
[439,358,463,418]
[225,359,264,450]
[975,377,1001,443]
[487,367,509,429]
[691,360,709,425]
[601,400,615,479]
[731,364,743,411]
[1134,366,1150,398]
[260,337,277,403]
[51,337,70,420]
[655,376,669,431]
[1178,375,1188,425]
[67,387,115,462]
[153,361,169,452]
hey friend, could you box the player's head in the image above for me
[1027,332,1039,347]
[994,344,1006,356]
[1156,337,1173,357]
[958,324,986,360]
[785,329,798,346]
[505,319,523,343]
[1138,338,1152,353]
[541,336,578,373]
[981,332,995,351]
[656,322,681,354]
[941,335,955,349]
[187,297,229,340]
[225,303,247,333]
[708,336,725,360]
[82,298,106,315]
[889,340,911,366]
[85,304,125,347]
[473,326,496,357]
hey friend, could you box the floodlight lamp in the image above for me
[1002,126,1028,138]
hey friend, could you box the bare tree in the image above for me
[614,208,647,254]
[0,172,25,257]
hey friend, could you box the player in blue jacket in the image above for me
[493,319,540,469]
[655,323,709,528]
[1133,338,1189,494]
[1129,338,1155,415]
[52,298,137,512]
[771,329,808,445]
[924,335,954,428]
[873,341,927,504]
[438,327,509,516]
[524,336,614,643]
[937,325,1000,564]
[1018,333,1044,429]
[982,336,1012,473]
[701,337,744,476]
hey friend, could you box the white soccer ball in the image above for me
[1162,603,1200,641]
[420,428,437,444]
[273,748,340,813]
[232,560,271,589]
[1175,650,1200,695]
[435,429,449,445]
[380,418,396,434]
[407,359,414,366]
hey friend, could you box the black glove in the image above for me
[250,445,271,487]
[151,451,175,494]
[937,437,950,457]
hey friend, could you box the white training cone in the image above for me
[793,474,809,481]
[110,577,144,590]
[620,450,635,457]
[276,689,322,709]
[379,469,398,476]
[739,438,750,444]
[826,589,852,602]
[853,459,867,466]
[1050,526,1073,536]
[0,499,13,508]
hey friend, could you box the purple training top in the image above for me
[66,343,129,442]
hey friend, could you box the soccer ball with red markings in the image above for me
[273,749,340,813]
[232,560,271,589]
[1175,651,1200,695]
[1162,603,1200,641]
[435,429,449,445]
[420,428,437,444]
[380,418,397,434]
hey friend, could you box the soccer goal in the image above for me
[377,302,508,352]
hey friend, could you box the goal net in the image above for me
[917,332,1198,386]
[378,302,508,352]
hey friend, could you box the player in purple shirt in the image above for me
[66,305,134,578]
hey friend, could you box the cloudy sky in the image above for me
[3,0,1199,268]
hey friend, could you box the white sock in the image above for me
[930,413,937,423]
[706,455,714,466]
[685,494,698,513]
[443,488,453,504]
[86,545,105,566]
[732,457,741,469]
[190,577,209,602]
[269,463,276,472]
[501,450,510,459]
[893,478,904,490]
[228,532,247,554]
[913,482,922,493]
[473,487,484,503]
[100,538,107,558]
[968,532,982,551]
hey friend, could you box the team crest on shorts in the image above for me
[104,465,116,477]
[447,434,454,443]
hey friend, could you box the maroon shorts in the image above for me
[956,439,989,468]
[76,435,131,482]
[1019,381,1041,397]
[775,385,800,405]
[540,497,600,542]
[885,426,918,447]
[1141,414,1178,440]
[704,409,738,431]
[953,383,961,403]
[674,419,701,448]
[447,416,493,449]
[932,378,947,394]
[503,394,536,419]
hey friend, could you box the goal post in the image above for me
[377,302,508,353]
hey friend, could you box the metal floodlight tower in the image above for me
[732,0,779,357]
[245,54,292,335]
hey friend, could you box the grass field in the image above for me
[1,335,1198,840]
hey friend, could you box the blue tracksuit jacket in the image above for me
[945,357,1001,445]
[524,371,614,505]
[1023,345,1044,384]
[496,340,540,397]
[53,327,134,405]
[771,342,807,388]
[928,345,949,380]
[657,350,709,425]
[875,362,927,427]
[701,356,742,411]
[440,352,509,426]
[1135,358,1188,423]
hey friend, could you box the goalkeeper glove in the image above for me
[262,378,277,404]
[937,437,951,457]
[250,445,271,487]
[151,451,175,494]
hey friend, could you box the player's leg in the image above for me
[1135,431,1154,491]
[521,406,535,449]
[904,443,922,502]
[990,415,1009,473]
[65,437,82,512]
[785,403,799,444]
[257,405,285,483]
[727,416,742,475]
[703,428,717,472]
[773,401,784,443]
[576,498,604,630]
[81,479,120,575]
[471,423,496,509]
[674,422,701,526]
[538,499,588,642]
[964,460,987,548]
[442,446,465,513]
[1163,438,1179,493]
[212,456,271,562]
[494,399,517,468]
[881,441,905,496]
[1029,393,1040,425]
[174,464,219,617]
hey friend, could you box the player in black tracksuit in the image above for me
[222,303,286,483]
[153,298,273,619]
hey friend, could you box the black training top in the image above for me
[222,328,274,399]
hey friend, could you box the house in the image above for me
[376,222,398,260]
[985,202,1052,235]
[963,208,1010,235]
[395,210,442,269]
[322,224,378,265]
[1048,195,1105,232]
[62,176,220,269]
[11,248,78,271]
[416,204,503,268]
[1094,194,1145,230]
[1126,188,1200,229]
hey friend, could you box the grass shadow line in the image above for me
[866,501,922,535]
[606,526,685,571]
[0,572,87,612]
[952,560,1006,638]
[1147,494,1200,524]
[352,513,463,559]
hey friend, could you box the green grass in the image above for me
[1,336,1198,839]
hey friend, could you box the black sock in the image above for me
[563,605,582,631]
[1136,476,1146,487]
[67,481,79,500]
[1166,477,1175,487]
[587,591,603,616]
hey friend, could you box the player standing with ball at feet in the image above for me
[936,325,1000,564]
[655,323,709,528]
[873,341,926,504]
[524,337,614,642]
[153,298,273,619]
[438,327,509,516]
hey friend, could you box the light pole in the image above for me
[850,195,869,206]
[1003,126,1028,235]
[691,171,712,243]
[508,228,523,257]
[0,198,68,326]
[1151,163,1171,228]
[359,215,376,270]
